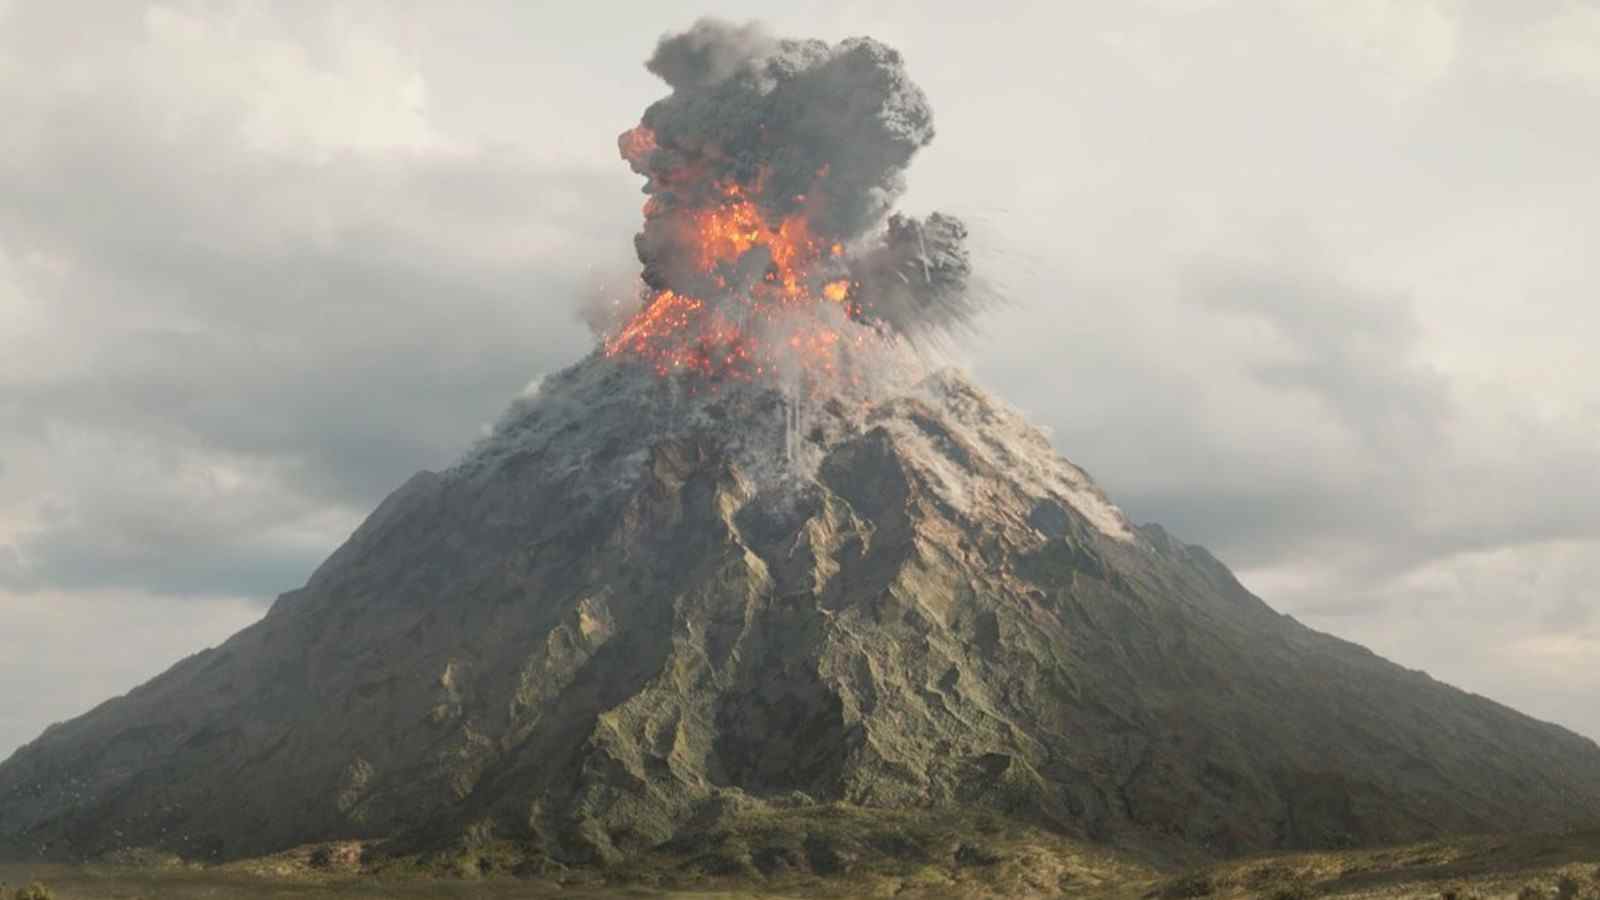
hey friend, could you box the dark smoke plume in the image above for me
[620,18,980,339]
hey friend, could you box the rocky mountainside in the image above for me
[4,355,1600,866]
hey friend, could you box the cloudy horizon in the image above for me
[2,0,1597,756]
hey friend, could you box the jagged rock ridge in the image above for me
[3,355,1600,865]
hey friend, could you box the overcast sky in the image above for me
[2,0,1597,756]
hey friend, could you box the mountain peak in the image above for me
[465,354,1136,547]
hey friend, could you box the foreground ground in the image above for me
[4,826,1600,898]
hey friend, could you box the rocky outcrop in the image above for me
[3,355,1599,865]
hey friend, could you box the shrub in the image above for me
[1158,871,1215,898]
[15,882,56,900]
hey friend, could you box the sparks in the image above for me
[604,158,874,384]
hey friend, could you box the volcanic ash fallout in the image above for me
[604,19,979,392]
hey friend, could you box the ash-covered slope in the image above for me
[4,355,1600,865]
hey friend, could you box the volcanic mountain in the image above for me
[7,17,1600,879]
[3,354,1600,868]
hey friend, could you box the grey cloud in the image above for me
[0,589,265,758]
[1542,595,1594,631]
[0,15,638,604]
[0,527,315,601]
[1184,261,1452,448]
[977,247,1600,609]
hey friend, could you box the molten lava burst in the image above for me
[603,290,702,358]
[618,125,657,167]
[606,165,870,384]
[687,182,824,301]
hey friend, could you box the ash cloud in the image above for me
[856,212,980,338]
[621,18,980,339]
[645,18,778,90]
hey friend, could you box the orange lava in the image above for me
[604,289,702,358]
[608,138,874,383]
[689,182,824,302]
[619,125,657,167]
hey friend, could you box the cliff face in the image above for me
[4,355,1599,864]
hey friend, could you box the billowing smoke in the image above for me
[606,19,981,380]
[632,19,934,260]
[855,212,977,338]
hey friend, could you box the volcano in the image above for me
[4,357,1600,867]
[5,17,1600,877]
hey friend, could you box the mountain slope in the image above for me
[3,356,1599,865]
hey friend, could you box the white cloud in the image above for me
[1299,0,1459,99]
[1504,2,1600,89]
[1278,538,1600,737]
[136,3,453,158]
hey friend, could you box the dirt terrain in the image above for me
[6,827,1600,899]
